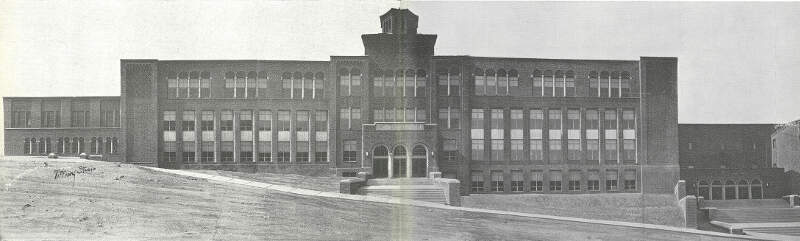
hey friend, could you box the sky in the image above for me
[1,0,800,152]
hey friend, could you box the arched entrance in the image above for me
[411,145,427,177]
[392,146,407,178]
[372,146,389,178]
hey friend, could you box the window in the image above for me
[491,171,504,192]
[588,171,600,191]
[530,140,543,162]
[511,170,523,192]
[278,111,291,132]
[589,71,599,97]
[374,69,385,97]
[183,141,195,163]
[42,111,59,128]
[568,172,581,191]
[548,109,562,136]
[443,139,458,163]
[606,170,618,191]
[182,111,195,132]
[201,111,214,131]
[315,141,328,162]
[102,110,119,127]
[497,69,508,96]
[508,69,519,92]
[622,110,636,163]
[568,140,581,161]
[220,141,233,162]
[343,140,358,162]
[511,140,524,161]
[474,68,485,96]
[296,111,309,132]
[415,69,427,97]
[621,72,631,97]
[315,110,328,132]
[471,171,484,192]
[314,72,325,99]
[281,72,292,98]
[292,72,302,99]
[624,170,636,191]
[277,141,290,162]
[239,111,253,131]
[258,141,271,162]
[296,141,309,162]
[554,71,564,97]
[11,111,30,128]
[71,111,89,127]
[600,71,610,97]
[438,107,461,129]
[163,111,176,131]
[224,71,236,98]
[163,141,177,162]
[471,140,484,161]
[532,70,543,97]
[339,108,350,130]
[530,171,543,192]
[258,110,272,131]
[549,140,561,164]
[201,142,214,163]
[220,111,233,131]
[549,171,562,191]
[471,109,485,161]
[543,70,554,96]
[384,70,396,97]
[303,72,313,99]
[565,71,575,97]
[587,140,600,164]
[605,140,618,164]
[491,140,504,161]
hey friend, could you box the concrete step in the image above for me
[366,178,434,186]
[704,199,788,209]
[712,208,800,223]
[361,185,446,204]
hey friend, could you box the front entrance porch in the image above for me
[371,145,428,178]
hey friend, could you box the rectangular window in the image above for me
[532,71,542,97]
[182,111,195,131]
[565,71,575,97]
[568,140,581,161]
[339,108,350,130]
[549,140,561,163]
[315,110,328,132]
[201,111,214,131]
[530,171,543,192]
[224,72,235,98]
[548,109,562,137]
[624,170,636,191]
[282,75,292,98]
[491,171,504,192]
[554,72,564,97]
[42,111,59,128]
[416,73,426,97]
[589,72,599,97]
[530,140,543,162]
[295,141,309,162]
[568,172,581,191]
[256,72,268,98]
[163,111,176,131]
[438,108,448,128]
[604,109,617,131]
[201,142,214,163]
[491,140,504,161]
[343,140,358,162]
[588,171,600,191]
[451,108,461,129]
[278,111,291,132]
[586,109,599,130]
[543,72,553,96]
[511,140,524,161]
[277,141,290,162]
[258,110,272,131]
[315,141,328,162]
[168,74,178,98]
[623,140,636,163]
[491,109,504,140]
[71,111,89,127]
[296,111,309,132]
[606,170,618,191]
[443,139,458,164]
[471,139,484,161]
[239,111,253,131]
[351,71,362,96]
[605,139,618,164]
[352,108,361,128]
[221,141,233,162]
[474,72,485,96]
[511,170,523,192]
[374,74,384,97]
[549,171,562,191]
[220,111,233,131]
[567,109,580,131]
[240,141,253,162]
[258,141,271,162]
[486,72,497,96]
[471,171,484,192]
[12,111,30,128]
[587,140,600,164]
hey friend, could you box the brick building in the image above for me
[3,9,680,194]
[678,124,789,199]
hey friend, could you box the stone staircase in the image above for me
[360,178,447,204]
[706,199,800,238]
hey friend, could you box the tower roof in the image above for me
[379,8,418,34]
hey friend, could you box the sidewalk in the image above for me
[140,166,758,240]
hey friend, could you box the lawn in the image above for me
[462,192,686,227]
[190,169,352,192]
[0,156,739,240]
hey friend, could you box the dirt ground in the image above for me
[0,156,744,240]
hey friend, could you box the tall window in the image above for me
[256,71,268,98]
[586,109,600,164]
[604,109,618,164]
[589,71,599,97]
[490,109,504,161]
[600,71,610,98]
[485,69,496,96]
[588,171,600,191]
[530,109,544,163]
[201,111,214,131]
[343,140,358,162]
[511,170,524,192]
[314,72,325,99]
[622,110,636,163]
[497,69,508,96]
[339,68,361,96]
[491,171,504,192]
[621,72,631,97]
[624,170,636,191]
[12,111,30,128]
[277,141,290,162]
[565,71,575,97]
[554,71,564,97]
[281,72,292,98]
[543,70,554,97]
[531,171,544,192]
[606,170,618,191]
[42,111,59,128]
[471,109,485,161]
[162,111,177,163]
[438,67,461,96]
[611,72,621,98]
[567,109,581,161]
[415,69,427,97]
[508,69,519,95]
[71,111,89,127]
[549,171,562,192]
[510,109,524,161]
[220,111,233,131]
[258,110,272,162]
[443,139,458,164]
[471,171,484,192]
[295,111,309,162]
[474,68,485,96]
[532,70,542,97]
[182,111,195,132]
[548,109,562,163]
[339,107,360,130]
[374,69,385,97]
[568,171,581,191]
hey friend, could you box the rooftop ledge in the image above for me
[363,122,438,131]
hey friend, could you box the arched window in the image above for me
[78,137,85,154]
[412,145,426,156]
[224,71,236,98]
[281,72,292,98]
[610,71,620,98]
[200,71,211,98]
[23,138,30,155]
[621,71,631,97]
[600,71,610,97]
[392,145,408,177]
[532,69,543,96]
[711,180,723,200]
[554,70,564,97]
[565,70,575,97]
[90,137,97,154]
[697,181,710,199]
[56,137,64,153]
[508,69,519,90]
[485,69,496,96]
[291,71,302,99]
[338,68,351,97]
[302,72,314,99]
[63,138,71,154]
[38,138,46,155]
[589,71,599,97]
[738,180,750,199]
[474,68,485,96]
[415,69,427,97]
[543,70,554,96]
[256,71,268,98]
[351,68,362,96]
[725,180,736,200]
[403,69,415,97]
[167,71,178,98]
[751,179,763,199]
[315,72,325,99]
[497,69,508,95]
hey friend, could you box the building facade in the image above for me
[678,124,789,199]
[3,9,680,194]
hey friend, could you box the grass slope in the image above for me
[1,157,735,240]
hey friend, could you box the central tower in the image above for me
[361,8,437,68]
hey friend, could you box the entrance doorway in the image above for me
[392,146,407,177]
[372,146,389,178]
[411,145,427,177]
